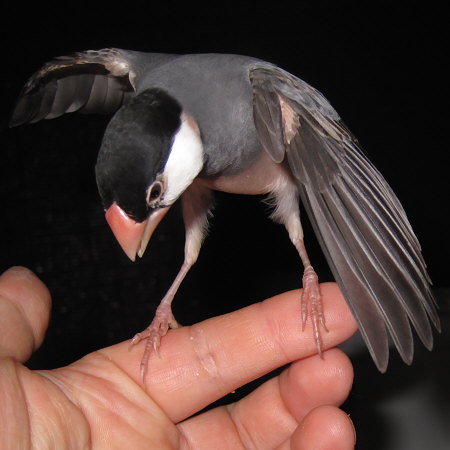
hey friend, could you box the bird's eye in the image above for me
[147,180,164,206]
[150,184,161,199]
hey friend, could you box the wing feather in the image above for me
[10,48,136,127]
[251,65,440,371]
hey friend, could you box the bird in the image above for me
[10,48,440,381]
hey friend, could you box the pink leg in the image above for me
[130,183,213,385]
[130,260,192,384]
[270,182,328,357]
[295,239,328,356]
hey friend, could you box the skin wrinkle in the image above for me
[17,371,60,448]
[188,324,226,392]
[221,406,248,450]
[1,359,32,449]
[36,367,80,409]
[49,356,122,409]
[37,355,146,445]
[15,365,33,448]
[229,304,283,376]
[219,301,302,449]
[179,406,245,450]
[231,375,297,450]
[231,407,258,449]
[176,426,193,450]
[259,296,297,364]
[276,369,300,431]
[29,369,91,449]
[155,358,200,395]
[39,357,164,448]
[227,404,255,450]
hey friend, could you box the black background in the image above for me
[1,2,449,448]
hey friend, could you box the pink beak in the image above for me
[105,202,170,261]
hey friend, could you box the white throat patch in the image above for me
[162,114,204,205]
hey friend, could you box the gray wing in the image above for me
[250,65,440,372]
[10,48,137,126]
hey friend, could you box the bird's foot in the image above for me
[301,265,328,356]
[130,302,180,384]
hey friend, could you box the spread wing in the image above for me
[10,48,136,126]
[250,64,440,371]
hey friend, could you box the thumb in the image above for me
[0,267,51,362]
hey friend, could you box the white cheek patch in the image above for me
[162,114,204,205]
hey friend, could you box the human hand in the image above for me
[0,266,357,449]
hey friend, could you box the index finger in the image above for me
[104,282,357,422]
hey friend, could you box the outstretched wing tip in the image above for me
[250,64,439,370]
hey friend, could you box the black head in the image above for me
[95,88,182,222]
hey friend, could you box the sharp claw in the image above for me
[301,298,308,331]
[153,335,162,358]
[129,332,142,350]
[320,316,329,333]
[129,304,178,385]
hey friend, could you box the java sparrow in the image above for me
[10,48,440,380]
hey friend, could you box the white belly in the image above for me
[198,151,294,195]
